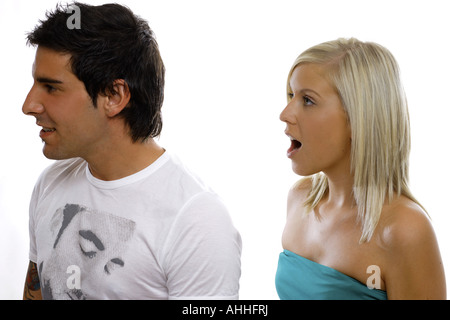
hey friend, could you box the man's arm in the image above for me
[23,261,42,300]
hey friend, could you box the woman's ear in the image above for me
[103,79,131,117]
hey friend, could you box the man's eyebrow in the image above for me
[36,77,64,84]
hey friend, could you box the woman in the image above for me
[275,38,446,299]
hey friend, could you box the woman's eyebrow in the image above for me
[300,88,321,97]
[79,230,105,251]
[111,258,124,266]
[290,87,322,98]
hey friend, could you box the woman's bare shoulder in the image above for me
[378,196,446,299]
[288,176,313,198]
[285,177,314,217]
[378,196,433,249]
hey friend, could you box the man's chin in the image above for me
[42,145,71,160]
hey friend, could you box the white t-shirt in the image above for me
[28,151,241,300]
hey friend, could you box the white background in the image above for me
[0,0,449,299]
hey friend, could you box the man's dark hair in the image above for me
[27,2,165,142]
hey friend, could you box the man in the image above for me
[22,2,241,300]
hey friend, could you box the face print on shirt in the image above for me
[39,204,136,300]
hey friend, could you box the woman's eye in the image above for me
[303,96,314,106]
[78,230,104,259]
[80,244,97,259]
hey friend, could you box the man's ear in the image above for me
[103,79,131,117]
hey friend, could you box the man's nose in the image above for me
[22,86,44,116]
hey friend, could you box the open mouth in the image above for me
[287,138,302,157]
[39,126,56,139]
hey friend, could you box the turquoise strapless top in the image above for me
[276,249,387,300]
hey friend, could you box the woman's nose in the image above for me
[279,101,294,124]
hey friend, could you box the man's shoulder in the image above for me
[162,153,212,193]
[37,158,86,184]
[43,157,84,174]
[161,153,228,215]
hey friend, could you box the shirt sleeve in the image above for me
[161,191,242,300]
[27,162,55,264]
[28,180,40,264]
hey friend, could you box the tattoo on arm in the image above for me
[23,261,42,300]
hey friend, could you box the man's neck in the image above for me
[86,138,165,181]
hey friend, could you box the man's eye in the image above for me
[45,84,56,93]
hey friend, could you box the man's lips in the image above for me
[41,127,55,132]
[38,124,56,139]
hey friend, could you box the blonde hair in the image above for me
[287,38,423,242]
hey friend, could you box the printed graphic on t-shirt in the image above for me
[38,203,136,300]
